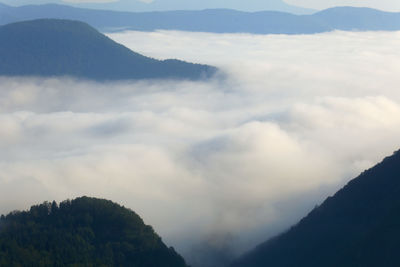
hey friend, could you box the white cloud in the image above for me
[2,30,400,266]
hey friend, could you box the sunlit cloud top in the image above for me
[1,29,400,266]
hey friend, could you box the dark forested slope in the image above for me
[231,150,400,267]
[0,19,216,80]
[0,197,189,267]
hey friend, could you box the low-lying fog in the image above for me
[1,30,400,266]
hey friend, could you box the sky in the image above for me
[2,0,400,12]
[1,30,400,267]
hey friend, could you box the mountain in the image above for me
[312,7,400,31]
[0,197,189,267]
[231,150,400,267]
[0,19,216,80]
[0,0,316,15]
[0,4,326,34]
[1,4,400,34]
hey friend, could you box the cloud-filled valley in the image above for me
[1,30,400,266]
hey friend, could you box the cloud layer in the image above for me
[1,30,400,266]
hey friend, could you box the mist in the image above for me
[1,30,400,266]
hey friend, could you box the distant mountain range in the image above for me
[231,150,400,267]
[1,3,400,34]
[0,0,315,14]
[0,19,216,81]
[0,197,189,266]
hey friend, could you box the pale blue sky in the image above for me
[1,0,400,12]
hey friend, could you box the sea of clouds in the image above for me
[1,30,400,266]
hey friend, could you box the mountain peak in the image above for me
[0,19,217,80]
[4,18,98,34]
[0,197,190,266]
[315,6,395,15]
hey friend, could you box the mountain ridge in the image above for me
[1,4,400,34]
[0,0,316,14]
[0,19,217,80]
[0,196,189,266]
[231,149,400,267]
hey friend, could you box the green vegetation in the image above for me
[231,150,400,267]
[0,197,189,267]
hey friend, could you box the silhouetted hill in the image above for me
[0,19,216,80]
[0,197,189,267]
[0,4,400,34]
[231,150,400,267]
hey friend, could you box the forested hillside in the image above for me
[231,150,400,267]
[0,197,189,267]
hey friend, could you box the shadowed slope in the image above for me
[232,150,400,267]
[0,19,217,80]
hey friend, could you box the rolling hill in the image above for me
[1,3,400,34]
[0,197,189,266]
[0,19,217,80]
[312,7,400,31]
[231,150,400,267]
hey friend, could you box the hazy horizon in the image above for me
[2,0,400,13]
